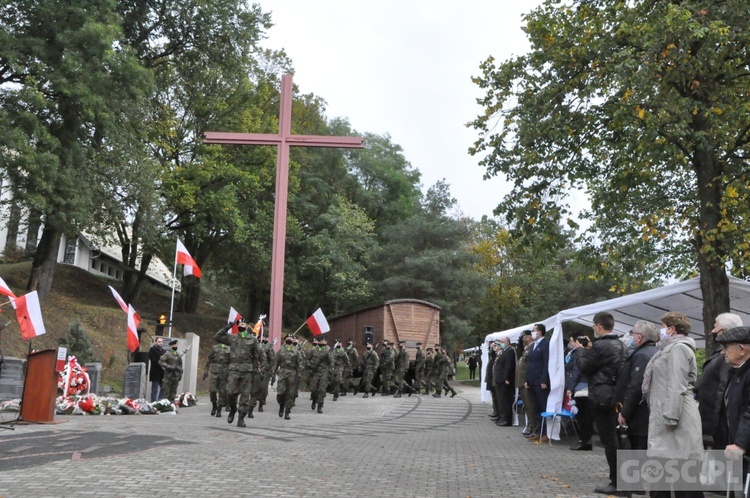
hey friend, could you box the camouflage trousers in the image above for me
[162,372,181,403]
[226,370,256,413]
[308,371,329,405]
[361,369,376,393]
[254,372,272,405]
[414,367,424,391]
[276,371,300,410]
[329,368,344,396]
[209,371,228,407]
[380,368,394,394]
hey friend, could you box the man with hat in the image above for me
[330,340,350,401]
[272,334,305,420]
[414,342,426,395]
[715,325,750,472]
[380,341,396,395]
[394,340,415,397]
[345,339,360,395]
[424,347,436,395]
[159,340,183,404]
[307,336,333,413]
[361,342,379,398]
[214,319,262,427]
[432,344,450,398]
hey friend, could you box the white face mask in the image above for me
[659,327,669,341]
[532,331,539,340]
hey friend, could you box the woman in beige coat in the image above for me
[641,312,704,497]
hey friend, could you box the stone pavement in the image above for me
[0,384,612,497]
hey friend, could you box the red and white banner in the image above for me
[0,277,16,299]
[306,308,330,337]
[176,239,202,278]
[127,304,141,352]
[108,285,129,313]
[13,291,46,340]
[227,307,242,335]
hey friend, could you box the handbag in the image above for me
[589,383,615,409]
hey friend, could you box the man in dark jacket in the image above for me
[486,343,498,418]
[696,312,742,450]
[615,320,658,450]
[525,323,550,442]
[566,335,592,450]
[148,337,166,402]
[493,337,516,426]
[576,312,627,496]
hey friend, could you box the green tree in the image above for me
[470,0,750,354]
[58,319,94,364]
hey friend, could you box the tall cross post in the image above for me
[204,74,364,348]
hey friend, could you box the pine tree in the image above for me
[58,319,94,364]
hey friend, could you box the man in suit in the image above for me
[524,323,550,442]
[493,337,516,426]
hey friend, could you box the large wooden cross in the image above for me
[204,74,364,347]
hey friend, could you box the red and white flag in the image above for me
[108,285,129,313]
[127,304,141,352]
[306,308,330,337]
[13,291,46,340]
[227,307,243,335]
[0,277,16,299]
[176,239,201,278]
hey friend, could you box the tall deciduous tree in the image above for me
[470,0,750,353]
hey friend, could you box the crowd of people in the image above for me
[147,320,462,426]
[486,310,750,497]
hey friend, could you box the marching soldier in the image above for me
[330,341,351,401]
[361,342,379,398]
[346,339,360,395]
[273,335,305,420]
[159,339,183,404]
[414,342,426,395]
[433,345,457,398]
[255,336,275,412]
[394,341,415,397]
[380,341,396,395]
[308,337,333,413]
[204,342,230,417]
[214,320,262,428]
[424,347,435,395]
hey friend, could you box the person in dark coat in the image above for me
[493,337,516,426]
[615,320,658,450]
[716,326,750,485]
[486,343,498,418]
[696,312,742,450]
[566,335,592,450]
[468,354,478,380]
[576,312,627,496]
[148,337,166,402]
[525,323,550,442]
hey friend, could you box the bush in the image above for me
[58,318,94,364]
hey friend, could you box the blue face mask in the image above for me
[629,336,635,347]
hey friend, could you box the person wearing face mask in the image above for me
[492,337,516,426]
[272,335,305,420]
[380,341,396,396]
[424,347,435,395]
[524,324,550,443]
[330,341,351,401]
[214,319,262,428]
[641,311,703,498]
[394,341,416,397]
[361,342,379,398]
[614,321,658,452]
[255,336,275,412]
[159,339,184,404]
[695,312,742,450]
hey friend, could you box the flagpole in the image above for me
[168,237,179,338]
[291,321,308,336]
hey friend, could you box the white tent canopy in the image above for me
[481,275,750,438]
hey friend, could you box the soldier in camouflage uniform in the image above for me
[361,343,379,398]
[432,345,456,398]
[204,342,230,417]
[307,337,333,413]
[379,341,396,395]
[442,347,458,397]
[423,347,435,395]
[256,336,275,412]
[330,341,351,401]
[214,320,261,428]
[414,342,426,395]
[159,340,183,404]
[394,340,415,397]
[272,335,305,419]
[346,339,360,395]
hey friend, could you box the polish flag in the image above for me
[227,307,242,335]
[108,285,129,313]
[13,291,46,340]
[306,308,330,337]
[127,304,141,352]
[176,239,201,278]
[0,277,16,299]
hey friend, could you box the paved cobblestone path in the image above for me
[0,384,610,497]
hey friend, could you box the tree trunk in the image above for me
[24,209,42,257]
[122,253,153,305]
[4,195,21,254]
[26,225,62,301]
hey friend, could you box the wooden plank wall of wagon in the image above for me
[386,303,440,357]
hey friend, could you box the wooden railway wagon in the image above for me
[326,299,440,356]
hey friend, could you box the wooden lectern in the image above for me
[20,349,57,423]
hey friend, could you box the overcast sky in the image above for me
[258,0,545,220]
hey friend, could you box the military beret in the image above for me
[716,326,750,345]
[416,342,422,346]
[318,337,327,343]
[426,347,433,351]
[434,343,440,348]
[398,340,405,345]
[169,339,178,346]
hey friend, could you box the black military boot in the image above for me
[210,402,218,416]
[363,392,369,398]
[215,406,222,418]
[433,392,442,398]
[340,391,347,396]
[394,392,402,398]
[279,405,284,417]
[311,399,317,410]
[352,387,358,396]
[227,399,237,424]
[317,404,323,414]
[258,402,264,413]
[284,407,291,420]
[333,393,339,401]
[450,388,457,398]
[248,406,254,419]
[237,412,246,428]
